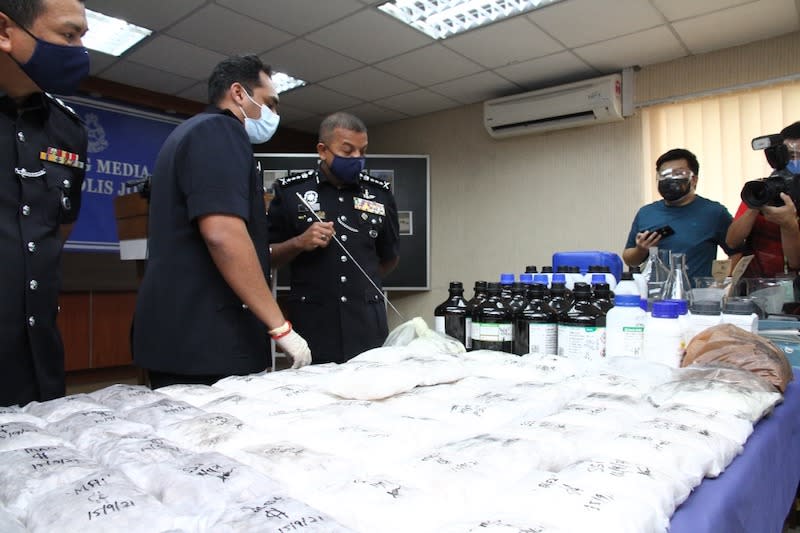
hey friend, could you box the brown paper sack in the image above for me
[682,323,793,392]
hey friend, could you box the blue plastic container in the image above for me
[552,251,623,282]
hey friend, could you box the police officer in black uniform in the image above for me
[133,56,311,389]
[0,0,89,407]
[269,112,400,364]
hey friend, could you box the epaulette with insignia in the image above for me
[359,172,390,190]
[277,170,315,187]
[44,93,82,122]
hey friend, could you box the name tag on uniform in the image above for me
[40,147,85,169]
[354,197,385,216]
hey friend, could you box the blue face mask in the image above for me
[12,23,90,95]
[240,92,280,144]
[329,154,365,185]
[787,160,800,175]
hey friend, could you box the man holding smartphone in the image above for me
[623,148,734,282]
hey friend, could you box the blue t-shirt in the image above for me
[625,195,733,281]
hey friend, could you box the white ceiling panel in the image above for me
[83,0,204,31]
[375,89,461,115]
[651,0,756,22]
[263,39,363,83]
[166,4,293,56]
[672,0,799,54]
[101,60,197,95]
[494,51,598,90]
[126,35,227,81]
[531,0,666,48]
[444,17,563,68]
[278,85,363,114]
[176,82,208,103]
[376,44,484,86]
[575,26,686,72]
[218,0,366,36]
[305,9,433,63]
[88,51,118,76]
[430,71,520,104]
[85,1,800,130]
[342,103,409,125]
[320,67,418,101]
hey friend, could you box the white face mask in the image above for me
[240,91,280,144]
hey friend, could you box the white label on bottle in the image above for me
[434,316,445,334]
[465,317,472,349]
[528,323,557,355]
[472,322,513,341]
[557,324,606,360]
[619,326,644,357]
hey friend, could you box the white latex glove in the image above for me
[276,329,312,369]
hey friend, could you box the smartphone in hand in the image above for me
[650,225,675,238]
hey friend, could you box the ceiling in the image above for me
[83,0,800,132]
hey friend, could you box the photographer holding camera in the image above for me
[726,122,800,277]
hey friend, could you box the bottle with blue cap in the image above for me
[642,300,683,367]
[540,266,554,288]
[499,273,515,302]
[665,299,690,348]
[590,274,615,315]
[532,274,551,299]
[548,274,573,316]
[605,294,646,358]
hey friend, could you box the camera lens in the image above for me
[741,180,770,208]
[741,178,788,209]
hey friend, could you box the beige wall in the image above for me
[371,31,800,330]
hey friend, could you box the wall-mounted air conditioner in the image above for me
[483,74,623,139]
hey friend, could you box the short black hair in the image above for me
[781,121,800,141]
[656,148,699,175]
[319,112,367,144]
[207,55,272,105]
[0,0,83,28]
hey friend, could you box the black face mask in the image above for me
[658,178,691,202]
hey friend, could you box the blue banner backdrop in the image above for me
[62,97,182,252]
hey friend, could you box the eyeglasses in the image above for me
[657,168,694,181]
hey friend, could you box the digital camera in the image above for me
[740,134,800,209]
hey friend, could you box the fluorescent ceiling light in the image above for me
[83,9,152,56]
[379,0,565,39]
[272,72,307,94]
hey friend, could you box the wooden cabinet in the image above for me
[58,291,137,370]
[58,293,90,371]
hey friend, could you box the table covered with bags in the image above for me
[1,319,799,532]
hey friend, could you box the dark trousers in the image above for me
[147,370,228,389]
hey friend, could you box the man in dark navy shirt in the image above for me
[269,112,400,364]
[134,55,311,388]
[0,0,89,406]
